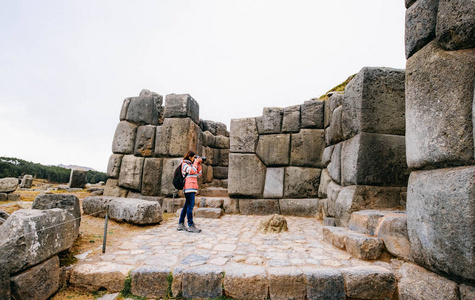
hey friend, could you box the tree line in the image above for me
[0,157,108,184]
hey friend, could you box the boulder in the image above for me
[111,121,138,154]
[118,155,144,191]
[201,120,217,135]
[134,125,156,157]
[194,208,223,219]
[182,265,223,299]
[119,97,132,121]
[317,169,331,198]
[436,0,475,50]
[0,178,19,193]
[127,192,163,205]
[32,193,81,227]
[377,213,412,261]
[228,154,266,198]
[341,266,396,299]
[213,166,228,179]
[282,105,301,133]
[302,99,324,129]
[283,167,321,198]
[155,117,201,157]
[406,41,475,169]
[405,0,438,58]
[407,166,475,281]
[70,262,131,292]
[200,164,213,183]
[268,267,306,300]
[125,89,162,125]
[325,106,344,146]
[106,154,123,179]
[103,179,128,198]
[258,214,288,233]
[20,175,33,188]
[201,146,217,166]
[214,135,230,149]
[263,167,285,198]
[324,93,343,129]
[163,93,199,124]
[290,129,325,168]
[280,199,319,217]
[239,199,280,215]
[130,266,171,298]
[304,268,345,300]
[81,196,111,218]
[161,158,183,196]
[108,197,162,225]
[141,158,163,196]
[322,145,333,167]
[328,142,341,184]
[215,122,229,137]
[224,264,268,300]
[230,117,259,153]
[202,130,216,147]
[256,107,284,134]
[256,134,291,166]
[326,180,342,217]
[345,233,383,260]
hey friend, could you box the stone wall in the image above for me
[404,0,475,285]
[105,90,230,199]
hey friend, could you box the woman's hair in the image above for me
[184,150,195,161]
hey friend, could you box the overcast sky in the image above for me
[0,0,406,172]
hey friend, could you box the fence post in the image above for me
[102,206,109,254]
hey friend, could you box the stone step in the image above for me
[323,226,384,260]
[197,187,229,197]
[176,207,224,219]
[348,209,405,236]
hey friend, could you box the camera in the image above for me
[196,156,207,162]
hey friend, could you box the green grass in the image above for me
[319,74,356,100]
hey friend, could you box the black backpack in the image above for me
[172,163,185,190]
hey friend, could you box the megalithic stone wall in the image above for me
[404,0,475,284]
[105,90,230,199]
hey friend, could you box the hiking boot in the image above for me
[177,223,187,231]
[187,224,202,233]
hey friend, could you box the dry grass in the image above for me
[50,288,99,300]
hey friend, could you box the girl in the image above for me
[177,150,202,233]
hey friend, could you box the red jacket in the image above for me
[181,159,202,193]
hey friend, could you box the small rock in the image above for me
[259,214,288,234]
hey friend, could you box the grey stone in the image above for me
[201,120,217,135]
[68,169,87,188]
[141,158,163,196]
[107,154,123,179]
[239,199,280,215]
[342,266,396,299]
[107,197,162,225]
[256,107,284,134]
[282,105,301,133]
[322,226,347,249]
[341,132,408,187]
[161,158,183,196]
[223,264,268,300]
[324,93,343,129]
[345,233,384,260]
[215,122,229,137]
[256,134,291,166]
[7,194,20,201]
[258,214,288,233]
[348,209,387,236]
[436,0,475,51]
[10,256,60,300]
[223,198,239,214]
[130,266,171,298]
[0,262,10,300]
[103,179,128,198]
[460,284,475,300]
[283,167,321,198]
[398,262,459,300]
[70,262,131,293]
[182,265,223,299]
[219,149,230,166]
[125,90,162,125]
[326,180,342,217]
[0,209,10,220]
[0,193,6,201]
[406,41,475,169]
[377,213,412,261]
[268,267,306,300]
[200,164,213,183]
[214,135,230,149]
[328,142,341,184]
[322,217,335,226]
[322,145,334,167]
[318,169,331,198]
[119,97,132,121]
[155,117,201,157]
[304,268,345,300]
[127,192,163,205]
[263,167,285,198]
[32,193,81,227]
[201,146,217,166]
[161,197,185,213]
[20,175,33,188]
[202,131,216,147]
[118,155,144,191]
[342,67,405,139]
[228,154,266,198]
[405,0,438,58]
[112,121,137,154]
[230,117,259,153]
[164,93,199,124]
[0,178,19,193]
[194,207,223,219]
[325,106,344,146]
[301,99,324,129]
[213,166,228,179]
[290,129,325,167]
[407,166,475,281]
[82,196,112,218]
[134,125,156,157]
[280,199,319,217]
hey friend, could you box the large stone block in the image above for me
[377,213,412,261]
[32,193,81,227]
[322,145,333,167]
[342,67,405,139]
[20,175,33,188]
[163,93,199,124]
[230,117,259,153]
[125,89,162,125]
[256,107,284,134]
[317,169,331,198]
[219,149,230,166]
[407,166,475,281]
[328,142,341,184]
[341,132,408,187]
[326,180,342,217]
[325,106,344,146]
[112,121,137,154]
[322,226,347,250]
[341,266,396,299]
[10,256,59,300]
[214,135,230,149]
[155,118,201,157]
[398,263,459,300]
[405,0,438,58]
[141,158,163,196]
[290,129,325,168]
[228,154,266,198]
[216,122,229,137]
[345,233,384,260]
[348,210,388,236]
[213,166,228,179]
[70,262,131,292]
[256,134,291,166]
[460,284,475,300]
[280,199,319,217]
[406,41,475,169]
[118,155,144,191]
[224,264,268,300]
[200,164,213,183]
[263,167,284,198]
[182,265,223,300]
[103,179,128,198]
[107,154,123,179]
[0,178,18,193]
[201,119,217,135]
[239,199,280,215]
[268,267,306,300]
[223,198,239,214]
[302,99,324,129]
[119,97,132,121]
[282,105,301,133]
[283,167,321,198]
[68,169,87,188]
[202,130,216,147]
[131,266,171,298]
[161,158,183,196]
[134,125,156,157]
[304,268,345,300]
[436,0,475,51]
[324,93,343,129]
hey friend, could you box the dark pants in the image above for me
[179,192,195,226]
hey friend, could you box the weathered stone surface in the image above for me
[32,193,81,227]
[322,217,335,227]
[282,105,301,133]
[103,179,128,198]
[290,129,325,167]
[258,214,288,233]
[107,154,123,179]
[0,209,10,220]
[324,93,343,128]
[20,175,33,188]
[118,155,144,191]
[0,209,79,274]
[256,134,291,166]
[155,117,200,157]
[348,210,387,236]
[322,145,333,167]
[377,214,412,261]
[0,262,10,300]
[109,197,162,225]
[268,267,306,300]
[125,90,162,125]
[228,154,266,198]
[405,0,417,8]
[342,67,405,139]
[407,166,475,281]
[0,193,7,202]
[341,132,408,186]
[215,122,229,137]
[280,199,319,217]
[335,185,403,227]
[201,146,216,166]
[218,149,230,167]
[213,166,228,179]
[0,178,18,193]
[283,167,321,198]
[119,97,132,121]
[223,198,239,214]
[328,142,341,184]
[134,125,156,157]
[436,0,475,51]
[326,180,342,217]
[7,193,20,201]
[200,164,213,183]
[345,233,383,260]
[182,265,223,299]
[202,130,216,147]
[82,196,113,218]
[342,266,396,299]
[398,262,459,300]
[224,264,268,300]
[405,0,438,58]
[325,106,344,146]
[256,107,284,134]
[194,208,223,219]
[302,99,324,129]
[112,121,138,154]
[263,167,284,199]
[201,120,217,135]
[460,284,475,300]
[70,262,131,292]
[68,169,87,188]
[318,169,331,198]
[239,199,280,215]
[141,158,163,196]
[162,197,185,213]
[10,255,59,300]
[131,266,171,298]
[161,158,183,196]
[163,93,199,124]
[215,135,230,149]
[406,41,475,169]
[322,226,348,250]
[230,118,259,153]
[304,268,345,300]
